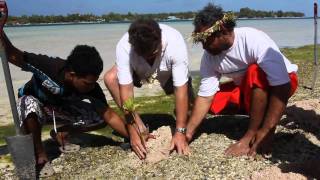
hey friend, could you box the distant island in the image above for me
[7,7,305,26]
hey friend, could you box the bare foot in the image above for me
[257,131,274,155]
[225,140,250,156]
[35,150,55,177]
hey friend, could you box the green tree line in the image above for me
[236,7,305,18]
[7,8,305,25]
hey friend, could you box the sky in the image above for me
[7,0,318,17]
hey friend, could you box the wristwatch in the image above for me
[175,127,187,134]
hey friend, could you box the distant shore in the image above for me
[5,16,314,28]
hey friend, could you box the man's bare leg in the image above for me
[104,65,122,106]
[257,127,275,154]
[225,87,268,156]
[23,113,48,164]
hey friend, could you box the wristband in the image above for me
[125,113,135,125]
[175,127,187,134]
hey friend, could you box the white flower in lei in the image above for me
[140,70,160,88]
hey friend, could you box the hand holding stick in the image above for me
[0,1,7,32]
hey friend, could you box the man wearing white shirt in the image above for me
[104,19,192,159]
[183,4,298,156]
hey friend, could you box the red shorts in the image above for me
[210,64,298,114]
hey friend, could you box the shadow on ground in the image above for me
[284,105,320,139]
[140,113,176,132]
[196,115,250,141]
[190,107,320,179]
[276,105,320,178]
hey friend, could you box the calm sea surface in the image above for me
[0,18,317,92]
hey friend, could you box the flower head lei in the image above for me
[191,12,236,44]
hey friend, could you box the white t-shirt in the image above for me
[198,27,298,97]
[116,24,189,87]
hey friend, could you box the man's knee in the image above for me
[21,112,42,134]
[251,87,268,95]
[25,112,39,122]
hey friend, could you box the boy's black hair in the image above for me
[66,45,103,77]
[128,18,162,56]
[194,3,236,33]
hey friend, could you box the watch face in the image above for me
[176,128,186,134]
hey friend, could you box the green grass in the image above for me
[0,125,15,145]
[281,45,318,62]
[281,45,318,86]
[109,95,175,115]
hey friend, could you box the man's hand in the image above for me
[127,124,147,159]
[169,132,190,155]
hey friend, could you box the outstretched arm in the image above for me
[120,83,148,159]
[186,95,214,141]
[120,83,146,131]
[170,83,189,155]
[0,32,24,67]
[174,83,189,129]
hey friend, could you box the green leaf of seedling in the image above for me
[122,97,136,112]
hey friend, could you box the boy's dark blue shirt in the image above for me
[18,52,108,109]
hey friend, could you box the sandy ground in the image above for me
[125,126,172,167]
[251,166,307,180]
[119,98,320,180]
[249,99,320,179]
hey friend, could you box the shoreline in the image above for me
[5,17,313,28]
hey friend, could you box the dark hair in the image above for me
[194,3,236,33]
[66,45,103,77]
[128,18,162,55]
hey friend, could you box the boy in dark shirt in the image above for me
[1,32,128,176]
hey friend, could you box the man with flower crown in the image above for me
[104,18,194,159]
[182,3,298,156]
